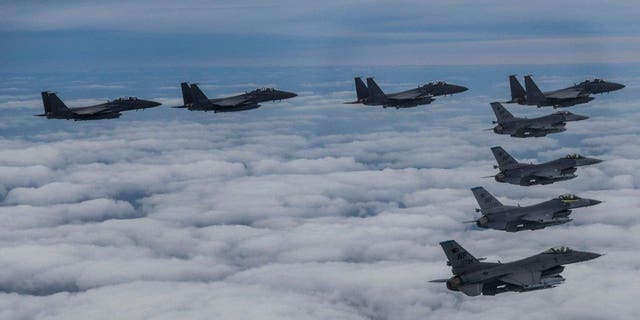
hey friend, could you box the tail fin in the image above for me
[354,77,368,101]
[471,187,503,211]
[41,91,70,114]
[180,82,193,106]
[509,75,526,102]
[366,78,385,100]
[189,84,209,105]
[524,75,545,104]
[440,240,480,274]
[41,92,52,114]
[491,146,519,170]
[490,102,515,123]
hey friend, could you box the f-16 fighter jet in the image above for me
[489,146,603,186]
[176,82,297,112]
[36,92,161,121]
[490,102,589,138]
[345,77,467,108]
[507,75,624,108]
[429,240,601,296]
[467,187,601,232]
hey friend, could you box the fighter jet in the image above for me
[36,91,161,121]
[345,77,467,108]
[176,82,297,112]
[507,75,624,108]
[429,240,601,296]
[489,102,589,138]
[467,187,601,232]
[489,146,603,186]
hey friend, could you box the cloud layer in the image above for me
[1,68,639,319]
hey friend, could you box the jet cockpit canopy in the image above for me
[255,87,275,92]
[565,154,585,159]
[115,97,138,101]
[543,246,574,254]
[558,194,580,201]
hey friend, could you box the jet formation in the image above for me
[507,75,625,108]
[489,146,602,186]
[346,77,467,108]
[37,92,161,121]
[429,240,601,296]
[489,102,589,138]
[34,75,617,298]
[176,82,297,112]
[467,187,601,232]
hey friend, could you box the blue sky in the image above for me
[2,1,640,71]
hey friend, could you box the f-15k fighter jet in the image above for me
[507,75,624,108]
[176,82,296,112]
[346,77,467,108]
[36,92,161,121]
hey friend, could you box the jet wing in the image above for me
[211,96,251,107]
[546,88,585,100]
[527,122,563,130]
[71,106,114,115]
[513,127,550,137]
[520,212,554,223]
[523,166,570,180]
[499,271,542,287]
[386,91,425,101]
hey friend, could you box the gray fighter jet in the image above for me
[36,92,161,121]
[429,240,601,296]
[508,75,624,108]
[176,82,297,112]
[345,77,467,108]
[467,187,601,232]
[490,102,589,137]
[489,146,603,186]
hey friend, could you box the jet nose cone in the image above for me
[588,199,602,206]
[282,91,297,99]
[454,85,468,93]
[577,157,604,166]
[612,83,625,91]
[583,252,602,261]
[589,158,604,165]
[150,101,162,107]
[566,113,590,121]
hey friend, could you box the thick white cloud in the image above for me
[0,74,639,320]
